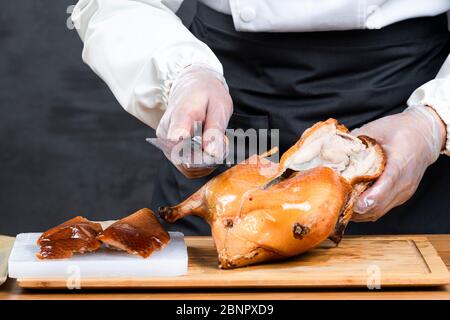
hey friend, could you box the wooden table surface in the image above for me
[1,235,450,300]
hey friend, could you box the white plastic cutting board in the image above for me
[8,232,187,279]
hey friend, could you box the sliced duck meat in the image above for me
[97,208,170,258]
[279,119,384,184]
[37,216,103,259]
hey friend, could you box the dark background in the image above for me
[1,2,449,236]
[0,1,196,235]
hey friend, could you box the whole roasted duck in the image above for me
[160,119,385,268]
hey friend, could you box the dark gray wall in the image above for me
[2,2,450,236]
[0,1,196,235]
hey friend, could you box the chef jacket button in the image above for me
[239,7,256,23]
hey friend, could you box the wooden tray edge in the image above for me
[15,236,450,290]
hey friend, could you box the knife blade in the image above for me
[146,136,221,169]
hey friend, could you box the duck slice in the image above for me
[37,216,103,259]
[97,208,170,258]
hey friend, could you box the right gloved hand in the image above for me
[156,64,233,178]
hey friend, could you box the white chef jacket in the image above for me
[72,0,450,152]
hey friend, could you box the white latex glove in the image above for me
[156,64,233,178]
[351,105,446,222]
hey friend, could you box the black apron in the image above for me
[151,3,450,236]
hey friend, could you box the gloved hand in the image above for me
[156,64,233,178]
[351,105,446,222]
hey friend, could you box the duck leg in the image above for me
[159,187,209,223]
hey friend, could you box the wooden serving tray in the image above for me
[17,236,450,289]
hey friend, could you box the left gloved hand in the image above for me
[351,105,446,222]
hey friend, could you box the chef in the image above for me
[72,0,450,236]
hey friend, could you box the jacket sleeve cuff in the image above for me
[128,41,224,129]
[72,0,223,130]
[407,78,450,156]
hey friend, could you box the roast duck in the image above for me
[38,119,385,268]
[37,208,169,259]
[159,119,386,269]
[37,216,103,259]
[98,208,170,258]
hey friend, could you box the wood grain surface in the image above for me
[2,235,450,299]
[10,235,450,291]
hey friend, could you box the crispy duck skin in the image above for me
[160,119,385,269]
[36,216,103,259]
[97,208,170,258]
